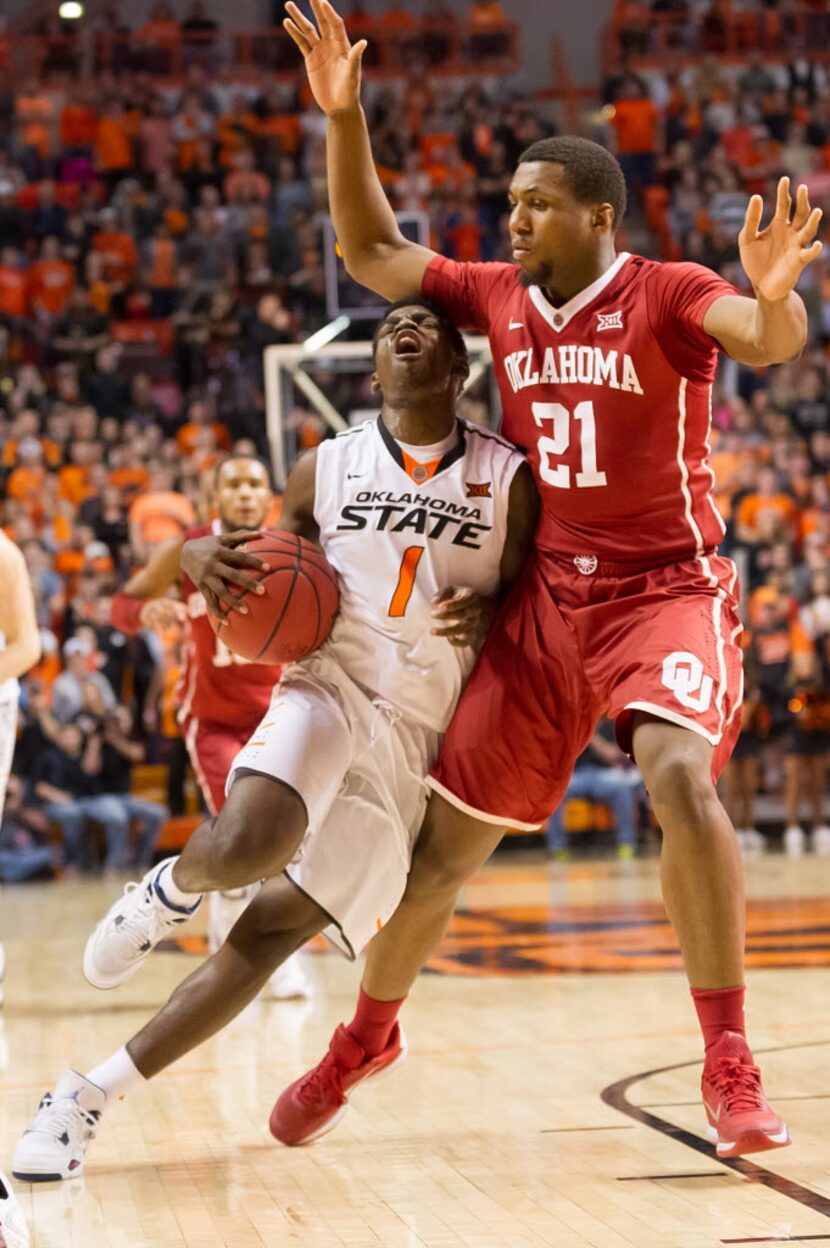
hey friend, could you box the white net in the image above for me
[264,335,497,489]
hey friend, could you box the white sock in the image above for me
[86,1046,146,1100]
[154,859,202,910]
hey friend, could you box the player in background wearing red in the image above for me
[276,0,824,1159]
[0,533,41,1248]
[105,454,311,1001]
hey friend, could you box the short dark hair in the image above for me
[372,298,469,368]
[214,453,273,487]
[518,136,627,227]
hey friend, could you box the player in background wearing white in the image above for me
[11,300,537,1181]
[0,532,41,1247]
[104,455,311,1001]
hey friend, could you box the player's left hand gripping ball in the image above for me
[182,530,340,664]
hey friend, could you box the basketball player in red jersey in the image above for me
[277,0,824,1158]
[107,454,311,1000]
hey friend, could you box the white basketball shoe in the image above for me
[0,1171,29,1247]
[84,859,201,989]
[12,1071,105,1183]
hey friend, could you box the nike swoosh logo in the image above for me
[508,320,524,330]
[703,1097,722,1123]
[347,473,364,479]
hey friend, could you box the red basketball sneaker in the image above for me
[270,1022,407,1146]
[702,1031,790,1158]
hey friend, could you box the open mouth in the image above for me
[393,329,423,357]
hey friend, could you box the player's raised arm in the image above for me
[0,534,41,686]
[703,176,822,366]
[284,0,437,301]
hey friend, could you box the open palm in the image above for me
[739,176,823,302]
[284,0,367,117]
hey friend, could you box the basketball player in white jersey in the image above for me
[12,300,537,1181]
[0,532,41,1247]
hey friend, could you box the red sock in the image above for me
[346,987,406,1058]
[691,985,746,1055]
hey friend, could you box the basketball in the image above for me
[213,532,339,664]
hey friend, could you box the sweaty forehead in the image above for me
[383,305,438,326]
[509,161,571,199]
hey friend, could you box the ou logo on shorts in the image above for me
[661,651,714,713]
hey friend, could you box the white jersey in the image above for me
[311,417,525,733]
[0,632,18,705]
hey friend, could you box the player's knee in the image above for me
[646,750,716,821]
[406,838,470,904]
[215,775,307,877]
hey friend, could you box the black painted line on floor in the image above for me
[617,1171,730,1181]
[600,1040,830,1219]
[721,1237,830,1244]
[540,1124,635,1133]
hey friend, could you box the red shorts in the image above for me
[429,550,743,829]
[182,717,256,815]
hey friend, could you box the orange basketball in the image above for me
[213,532,339,664]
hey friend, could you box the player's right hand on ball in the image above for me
[180,531,268,623]
[284,0,367,117]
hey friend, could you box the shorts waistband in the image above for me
[541,549,717,578]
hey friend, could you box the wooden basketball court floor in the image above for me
[2,851,829,1248]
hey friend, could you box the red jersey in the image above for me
[423,252,736,564]
[177,524,279,729]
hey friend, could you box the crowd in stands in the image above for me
[1,2,829,875]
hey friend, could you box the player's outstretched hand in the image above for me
[283,0,367,117]
[181,531,268,623]
[739,176,823,302]
[139,598,187,632]
[431,587,494,648]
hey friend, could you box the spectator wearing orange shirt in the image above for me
[60,86,98,156]
[7,438,47,509]
[139,1,181,75]
[468,0,510,60]
[142,222,180,318]
[736,466,799,547]
[128,466,196,561]
[28,236,75,319]
[609,77,662,208]
[91,208,139,290]
[57,440,96,509]
[175,399,231,457]
[94,100,133,189]
[0,246,29,320]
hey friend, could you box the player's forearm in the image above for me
[327,105,406,278]
[751,290,808,364]
[0,634,41,684]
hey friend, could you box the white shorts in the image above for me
[0,689,18,824]
[227,655,440,959]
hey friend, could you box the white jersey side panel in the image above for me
[0,632,19,705]
[311,419,524,732]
